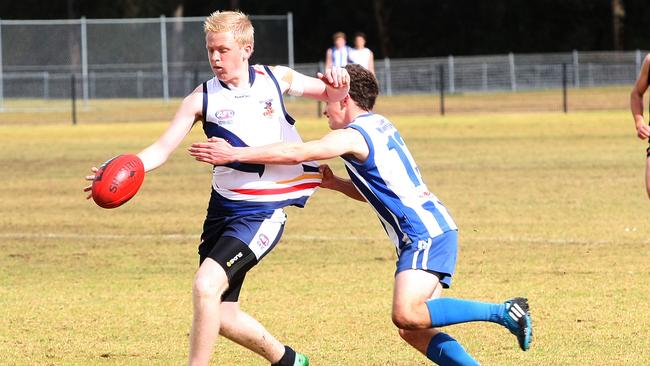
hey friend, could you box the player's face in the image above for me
[334,37,346,49]
[206,31,252,82]
[324,101,347,130]
[354,36,365,49]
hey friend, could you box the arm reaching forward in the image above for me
[319,164,365,202]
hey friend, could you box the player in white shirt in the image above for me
[189,64,533,365]
[348,32,374,74]
[85,10,349,366]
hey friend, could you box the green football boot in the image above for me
[294,352,309,366]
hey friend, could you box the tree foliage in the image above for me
[2,0,650,62]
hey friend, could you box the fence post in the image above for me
[384,57,392,96]
[0,18,4,112]
[572,49,579,88]
[448,55,455,94]
[482,62,488,91]
[509,52,516,91]
[80,16,89,107]
[287,12,294,70]
[137,70,144,98]
[43,71,49,99]
[438,64,445,116]
[562,63,568,113]
[160,15,169,102]
[71,73,77,125]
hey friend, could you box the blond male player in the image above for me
[189,64,533,365]
[86,10,349,366]
[631,53,650,198]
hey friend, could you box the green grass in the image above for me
[1,105,650,365]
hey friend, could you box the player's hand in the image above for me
[83,167,98,200]
[188,137,234,165]
[319,164,337,190]
[317,67,350,89]
[636,122,650,140]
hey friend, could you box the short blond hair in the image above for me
[332,32,346,42]
[204,10,254,48]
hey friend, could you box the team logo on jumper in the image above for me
[257,234,270,249]
[215,109,235,125]
[226,252,243,267]
[261,99,274,117]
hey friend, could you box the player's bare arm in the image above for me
[84,85,203,199]
[188,128,368,166]
[631,54,650,139]
[272,65,349,103]
[137,86,204,171]
[319,164,366,202]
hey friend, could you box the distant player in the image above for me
[348,32,375,74]
[189,64,533,365]
[325,31,351,69]
[630,53,650,198]
[85,10,350,366]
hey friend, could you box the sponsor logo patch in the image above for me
[226,252,243,267]
[257,233,270,249]
[215,109,235,125]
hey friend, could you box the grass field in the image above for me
[0,85,634,125]
[1,98,650,365]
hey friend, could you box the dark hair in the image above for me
[354,32,366,40]
[345,64,378,111]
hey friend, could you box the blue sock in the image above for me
[426,332,479,366]
[426,298,505,327]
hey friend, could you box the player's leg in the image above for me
[396,280,444,354]
[188,257,229,366]
[393,269,479,365]
[219,300,308,365]
[203,209,309,365]
[394,230,532,360]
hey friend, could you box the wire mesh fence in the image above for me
[0,15,291,111]
[0,15,647,123]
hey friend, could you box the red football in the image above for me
[91,154,145,209]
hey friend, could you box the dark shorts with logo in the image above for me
[198,209,286,302]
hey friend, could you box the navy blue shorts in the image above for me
[396,230,458,288]
[199,208,287,301]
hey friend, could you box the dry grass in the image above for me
[1,104,649,365]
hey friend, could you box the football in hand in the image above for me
[91,154,145,209]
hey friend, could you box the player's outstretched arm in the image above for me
[137,86,204,172]
[319,164,366,202]
[631,54,650,140]
[271,65,349,103]
[189,128,368,166]
[83,86,202,199]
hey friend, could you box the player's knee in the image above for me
[392,309,420,330]
[192,274,224,299]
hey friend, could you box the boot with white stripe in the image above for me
[502,297,533,351]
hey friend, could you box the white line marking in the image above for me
[0,232,645,245]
